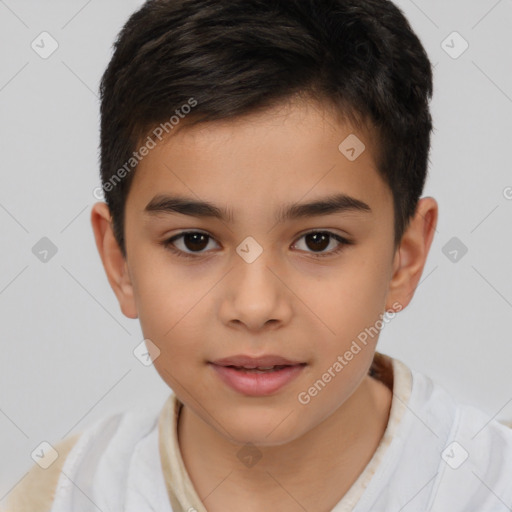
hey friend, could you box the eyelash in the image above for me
[161,230,354,260]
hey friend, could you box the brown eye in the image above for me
[163,231,220,258]
[304,232,330,252]
[293,231,352,258]
[182,232,209,251]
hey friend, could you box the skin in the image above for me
[91,98,438,511]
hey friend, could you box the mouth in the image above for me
[210,354,306,368]
[219,364,304,373]
[208,356,307,396]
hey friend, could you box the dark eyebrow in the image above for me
[276,193,371,222]
[144,193,371,222]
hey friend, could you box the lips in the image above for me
[211,354,305,370]
[209,356,307,396]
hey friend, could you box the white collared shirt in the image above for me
[6,352,512,512]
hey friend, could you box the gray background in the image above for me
[1,0,511,501]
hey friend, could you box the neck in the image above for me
[177,374,392,511]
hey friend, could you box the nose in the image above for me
[219,248,293,332]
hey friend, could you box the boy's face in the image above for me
[93,98,436,446]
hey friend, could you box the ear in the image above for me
[385,197,438,312]
[90,202,138,319]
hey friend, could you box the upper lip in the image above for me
[210,354,306,368]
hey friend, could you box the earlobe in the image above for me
[385,197,438,311]
[90,202,138,319]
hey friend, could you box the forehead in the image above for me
[126,99,391,220]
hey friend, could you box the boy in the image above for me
[5,0,512,510]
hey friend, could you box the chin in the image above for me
[219,412,308,448]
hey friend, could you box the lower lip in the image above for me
[209,363,306,396]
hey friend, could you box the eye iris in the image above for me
[306,233,329,252]
[184,233,208,251]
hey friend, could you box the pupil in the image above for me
[185,233,208,251]
[306,233,329,252]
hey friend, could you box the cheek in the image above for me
[130,258,212,373]
[130,248,197,333]
[310,259,389,344]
